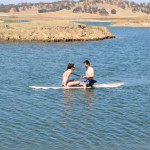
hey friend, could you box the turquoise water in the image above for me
[0,23,150,150]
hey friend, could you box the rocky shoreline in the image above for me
[0,21,115,42]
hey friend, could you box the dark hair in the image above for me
[83,60,90,65]
[67,63,75,69]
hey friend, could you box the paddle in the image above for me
[71,73,82,77]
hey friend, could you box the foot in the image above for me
[83,83,86,89]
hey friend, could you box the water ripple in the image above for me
[0,26,150,150]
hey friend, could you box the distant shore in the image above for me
[75,17,150,28]
[0,12,149,43]
[1,12,150,28]
[110,21,150,28]
[0,20,115,42]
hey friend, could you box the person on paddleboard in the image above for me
[81,60,96,87]
[62,63,86,88]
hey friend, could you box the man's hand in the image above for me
[81,76,86,79]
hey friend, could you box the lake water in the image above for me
[0,23,150,150]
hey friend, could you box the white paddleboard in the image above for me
[29,82,124,90]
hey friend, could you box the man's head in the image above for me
[67,63,75,71]
[83,60,90,68]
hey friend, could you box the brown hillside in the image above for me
[0,0,148,19]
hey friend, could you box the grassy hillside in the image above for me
[0,0,150,17]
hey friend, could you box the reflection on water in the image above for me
[62,89,95,111]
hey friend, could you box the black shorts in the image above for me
[84,79,97,87]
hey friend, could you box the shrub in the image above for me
[118,2,126,9]
[99,8,109,16]
[73,6,82,13]
[111,9,116,14]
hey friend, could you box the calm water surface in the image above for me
[0,23,150,150]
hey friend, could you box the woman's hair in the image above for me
[67,63,75,69]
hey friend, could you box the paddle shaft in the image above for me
[71,73,82,77]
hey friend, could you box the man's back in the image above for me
[62,69,71,85]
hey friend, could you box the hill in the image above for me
[0,0,150,17]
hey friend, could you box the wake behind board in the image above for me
[29,82,124,90]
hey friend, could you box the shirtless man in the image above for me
[81,60,96,87]
[62,63,86,87]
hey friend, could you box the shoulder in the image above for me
[66,69,72,74]
[63,69,71,74]
[89,66,94,71]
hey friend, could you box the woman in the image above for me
[62,63,85,87]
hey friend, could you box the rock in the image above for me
[78,24,86,29]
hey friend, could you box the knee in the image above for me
[76,81,80,84]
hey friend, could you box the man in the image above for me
[62,63,86,88]
[81,60,96,87]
